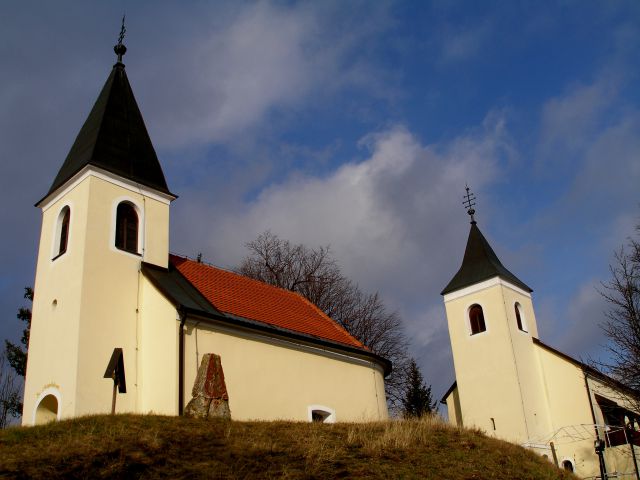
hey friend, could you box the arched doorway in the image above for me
[34,391,60,425]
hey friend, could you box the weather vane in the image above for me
[462,184,477,224]
[114,15,127,63]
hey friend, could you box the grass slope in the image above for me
[0,415,575,479]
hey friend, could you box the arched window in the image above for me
[515,303,527,332]
[115,202,139,254]
[561,460,574,472]
[469,304,486,335]
[53,206,70,259]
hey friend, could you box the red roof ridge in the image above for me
[170,253,318,299]
[168,253,366,350]
[169,252,229,271]
[294,294,366,349]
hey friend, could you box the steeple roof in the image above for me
[44,58,173,200]
[441,222,532,295]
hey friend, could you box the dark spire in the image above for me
[441,188,532,295]
[40,26,175,203]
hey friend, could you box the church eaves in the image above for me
[44,54,173,200]
[441,222,532,295]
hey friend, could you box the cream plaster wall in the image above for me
[443,279,550,443]
[183,321,388,422]
[23,180,90,423]
[534,346,640,478]
[446,386,462,427]
[498,287,551,441]
[24,171,170,424]
[138,276,179,415]
[535,345,599,477]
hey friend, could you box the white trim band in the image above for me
[443,277,532,303]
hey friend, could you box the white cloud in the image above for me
[172,115,514,395]
[538,78,618,162]
[135,1,392,148]
[203,118,510,295]
[557,280,608,361]
[438,20,493,64]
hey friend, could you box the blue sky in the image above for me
[1,1,639,403]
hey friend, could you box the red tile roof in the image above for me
[170,254,365,349]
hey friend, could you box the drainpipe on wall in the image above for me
[178,310,187,416]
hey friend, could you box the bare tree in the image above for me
[238,231,410,408]
[0,351,21,428]
[598,226,640,395]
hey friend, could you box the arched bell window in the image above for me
[53,206,70,259]
[515,303,527,332]
[469,304,486,335]
[115,202,139,254]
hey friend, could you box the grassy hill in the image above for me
[0,415,575,479]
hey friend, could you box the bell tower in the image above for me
[441,188,550,443]
[23,26,176,425]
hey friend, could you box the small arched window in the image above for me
[515,303,527,332]
[469,304,486,335]
[53,206,70,259]
[307,405,336,423]
[115,202,139,254]
[312,410,331,422]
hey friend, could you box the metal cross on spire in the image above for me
[463,184,477,224]
[114,15,127,63]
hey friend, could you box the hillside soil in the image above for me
[0,414,576,479]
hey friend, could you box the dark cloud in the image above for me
[1,1,639,405]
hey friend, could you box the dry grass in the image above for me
[0,414,576,479]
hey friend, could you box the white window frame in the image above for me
[51,203,72,261]
[515,302,528,333]
[110,197,144,257]
[466,302,489,337]
[32,386,62,425]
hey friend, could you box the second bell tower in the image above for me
[441,189,550,444]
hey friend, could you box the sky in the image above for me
[1,1,639,406]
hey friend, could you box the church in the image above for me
[22,39,389,426]
[440,197,640,478]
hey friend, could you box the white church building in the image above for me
[22,40,389,426]
[440,201,640,478]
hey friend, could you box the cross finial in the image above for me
[114,15,127,63]
[463,184,477,224]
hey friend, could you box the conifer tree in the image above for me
[402,358,435,418]
[5,287,32,378]
[0,287,30,426]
